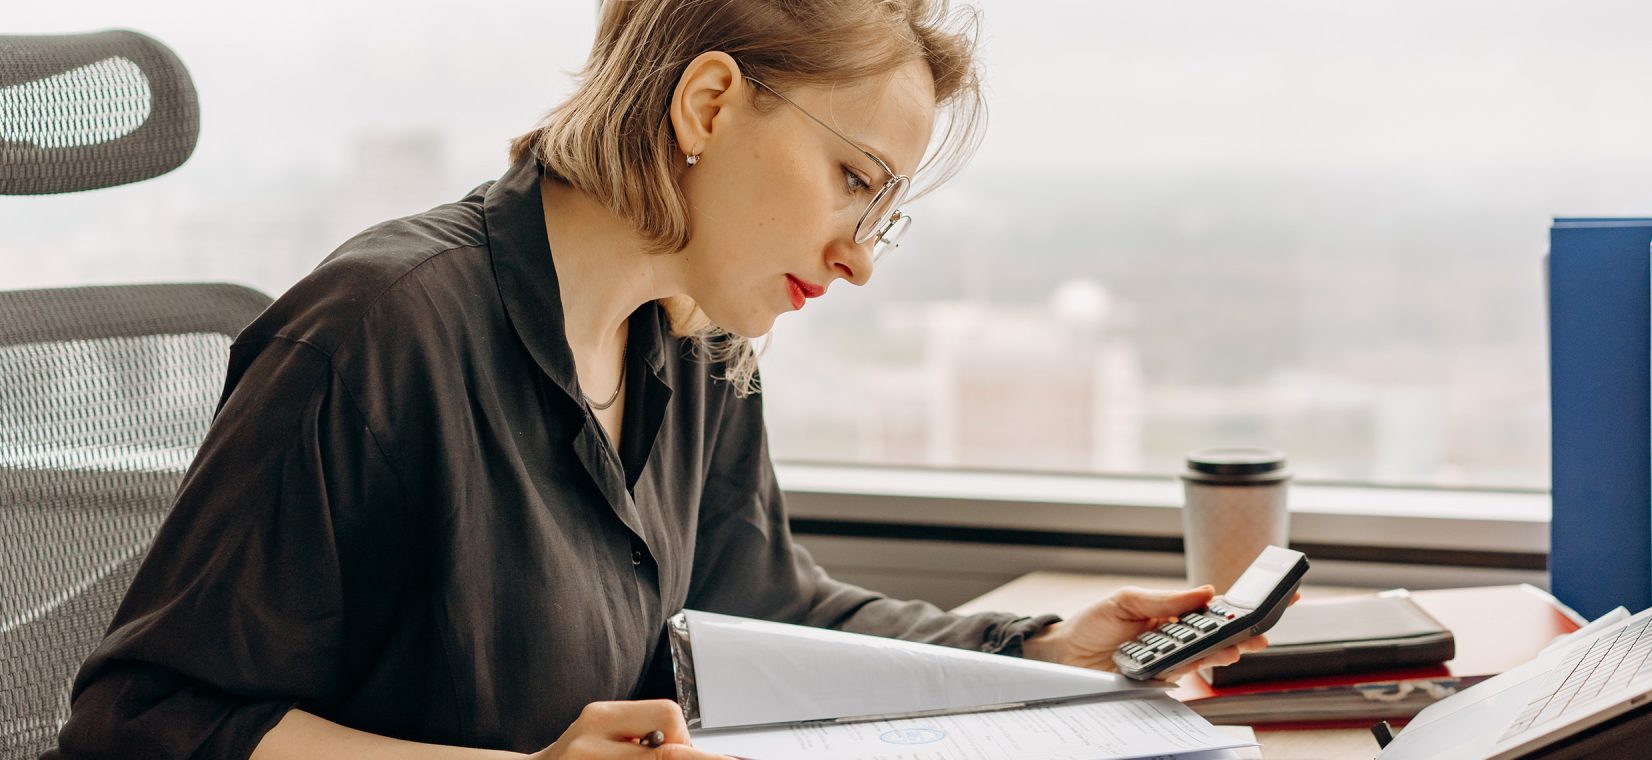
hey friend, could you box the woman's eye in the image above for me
[843,165,871,194]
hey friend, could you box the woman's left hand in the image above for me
[1018,585,1271,682]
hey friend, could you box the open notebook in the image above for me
[666,610,1258,760]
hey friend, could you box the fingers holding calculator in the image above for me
[1113,546,1310,681]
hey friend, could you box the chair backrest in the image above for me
[0,283,271,758]
[0,29,200,195]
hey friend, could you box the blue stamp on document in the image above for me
[880,728,945,745]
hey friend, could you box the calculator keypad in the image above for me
[1120,641,1159,664]
[1116,610,1229,671]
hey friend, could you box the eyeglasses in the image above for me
[746,76,913,262]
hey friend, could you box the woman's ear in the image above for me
[669,51,744,162]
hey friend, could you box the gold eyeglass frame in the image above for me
[745,76,913,260]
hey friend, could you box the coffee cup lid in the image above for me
[1182,448,1290,484]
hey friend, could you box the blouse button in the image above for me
[631,548,644,566]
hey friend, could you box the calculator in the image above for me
[1112,545,1309,680]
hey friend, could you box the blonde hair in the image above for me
[509,0,986,396]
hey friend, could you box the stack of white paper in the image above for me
[670,611,1257,760]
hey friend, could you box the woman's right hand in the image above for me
[528,700,736,760]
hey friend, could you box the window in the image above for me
[3,0,596,302]
[762,0,1652,491]
[9,2,1649,497]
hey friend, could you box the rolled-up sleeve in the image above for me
[49,337,410,760]
[685,378,1059,656]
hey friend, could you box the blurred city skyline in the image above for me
[8,1,1652,489]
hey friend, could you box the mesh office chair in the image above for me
[0,285,272,755]
[1,31,273,758]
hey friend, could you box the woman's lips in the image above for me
[785,275,824,310]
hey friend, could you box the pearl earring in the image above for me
[685,153,700,167]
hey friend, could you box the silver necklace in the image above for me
[586,356,626,411]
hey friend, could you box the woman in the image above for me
[50,1,1266,758]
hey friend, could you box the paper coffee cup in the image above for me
[1180,448,1290,594]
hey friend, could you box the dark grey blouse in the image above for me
[48,159,1055,759]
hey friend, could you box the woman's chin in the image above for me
[724,316,777,339]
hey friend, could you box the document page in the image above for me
[1378,605,1652,760]
[691,694,1255,760]
[681,610,1156,729]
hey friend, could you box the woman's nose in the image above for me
[827,237,875,287]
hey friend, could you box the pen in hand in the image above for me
[638,728,756,759]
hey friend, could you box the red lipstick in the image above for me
[785,275,825,310]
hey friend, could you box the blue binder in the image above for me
[1548,218,1652,619]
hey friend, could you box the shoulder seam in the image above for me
[246,336,413,537]
[253,337,412,523]
[270,243,484,358]
[324,351,413,533]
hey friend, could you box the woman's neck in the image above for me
[538,176,686,360]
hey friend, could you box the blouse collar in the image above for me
[484,159,669,403]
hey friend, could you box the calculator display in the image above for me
[1224,546,1299,609]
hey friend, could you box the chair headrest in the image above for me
[0,29,200,195]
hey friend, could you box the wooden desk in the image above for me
[953,571,1383,760]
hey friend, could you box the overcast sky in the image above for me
[11,0,1652,180]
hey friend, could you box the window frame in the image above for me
[777,463,1548,584]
